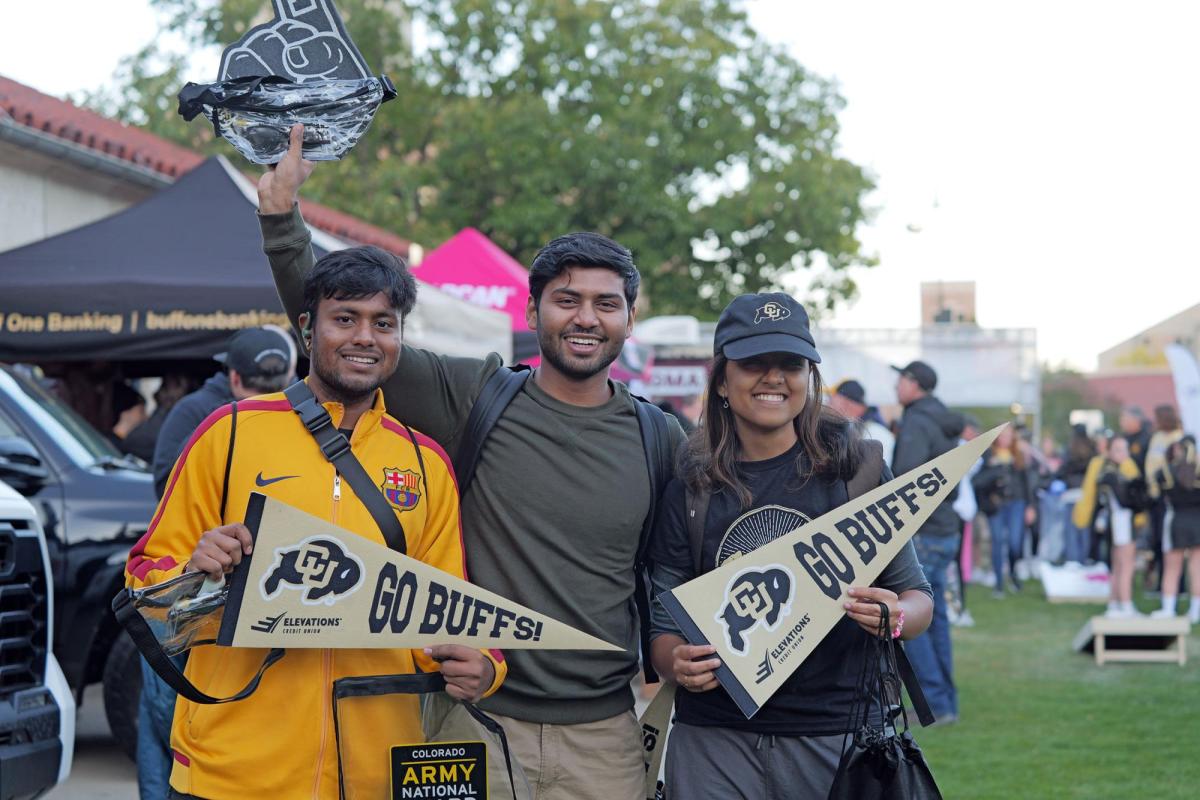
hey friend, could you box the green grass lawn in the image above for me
[917,584,1200,799]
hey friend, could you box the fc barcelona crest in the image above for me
[380,468,421,512]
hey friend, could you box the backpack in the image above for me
[452,365,676,682]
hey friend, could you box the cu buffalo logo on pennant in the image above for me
[381,467,422,512]
[260,536,364,606]
[716,565,795,656]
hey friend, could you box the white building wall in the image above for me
[817,326,1040,414]
[0,140,148,252]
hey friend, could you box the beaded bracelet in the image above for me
[891,608,906,640]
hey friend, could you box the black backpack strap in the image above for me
[684,485,712,576]
[453,365,531,496]
[111,588,284,704]
[632,399,676,684]
[283,381,407,554]
[219,401,238,521]
[845,439,936,728]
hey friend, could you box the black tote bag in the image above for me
[828,604,943,800]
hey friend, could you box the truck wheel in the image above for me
[102,633,142,762]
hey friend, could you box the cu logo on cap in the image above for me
[754,302,791,324]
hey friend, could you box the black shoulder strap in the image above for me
[219,401,238,521]
[632,398,676,684]
[633,400,674,565]
[847,439,884,500]
[283,381,408,555]
[844,439,936,728]
[453,365,531,496]
[111,588,284,705]
[684,485,712,576]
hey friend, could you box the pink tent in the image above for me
[412,227,530,331]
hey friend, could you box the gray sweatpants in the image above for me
[664,723,844,800]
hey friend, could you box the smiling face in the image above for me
[301,292,402,405]
[719,353,810,438]
[528,265,633,382]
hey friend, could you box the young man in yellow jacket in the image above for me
[126,246,505,799]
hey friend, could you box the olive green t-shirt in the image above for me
[261,207,683,722]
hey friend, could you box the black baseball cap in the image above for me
[835,379,866,405]
[215,327,292,378]
[713,292,821,363]
[891,360,937,392]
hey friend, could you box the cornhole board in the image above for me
[1072,616,1189,666]
[1041,563,1110,604]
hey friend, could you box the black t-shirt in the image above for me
[650,441,931,736]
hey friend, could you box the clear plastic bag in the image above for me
[178,75,396,164]
[125,570,228,656]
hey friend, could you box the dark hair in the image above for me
[528,232,640,309]
[302,246,417,324]
[241,371,292,394]
[111,382,144,416]
[680,354,863,508]
[1154,404,1180,433]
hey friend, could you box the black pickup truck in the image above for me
[0,364,156,758]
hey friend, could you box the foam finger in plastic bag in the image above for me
[176,0,396,163]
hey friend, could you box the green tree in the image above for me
[92,0,876,317]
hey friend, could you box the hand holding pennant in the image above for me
[215,493,621,652]
[658,425,1005,718]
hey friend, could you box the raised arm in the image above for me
[255,126,499,446]
[258,125,317,336]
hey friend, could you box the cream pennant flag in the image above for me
[216,493,621,651]
[659,426,1004,718]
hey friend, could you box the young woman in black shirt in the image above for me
[649,293,934,798]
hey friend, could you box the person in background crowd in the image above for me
[151,327,297,498]
[135,326,296,800]
[678,393,705,429]
[892,359,963,724]
[1144,405,1185,595]
[1151,437,1200,623]
[973,425,1036,597]
[1119,406,1152,475]
[1034,436,1068,564]
[657,398,694,435]
[828,379,895,466]
[108,381,147,451]
[1059,425,1096,565]
[120,374,194,464]
[951,415,980,627]
[1074,435,1147,618]
[649,293,932,797]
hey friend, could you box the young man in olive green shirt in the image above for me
[257,127,683,799]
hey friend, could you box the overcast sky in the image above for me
[3,1,1197,370]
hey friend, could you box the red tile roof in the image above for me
[0,74,411,257]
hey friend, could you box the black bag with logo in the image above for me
[827,603,942,800]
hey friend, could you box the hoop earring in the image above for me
[722,398,729,409]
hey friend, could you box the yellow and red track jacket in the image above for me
[125,385,505,799]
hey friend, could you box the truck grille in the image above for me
[0,524,48,697]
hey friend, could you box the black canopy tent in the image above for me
[0,156,326,363]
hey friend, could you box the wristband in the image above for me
[891,608,905,639]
